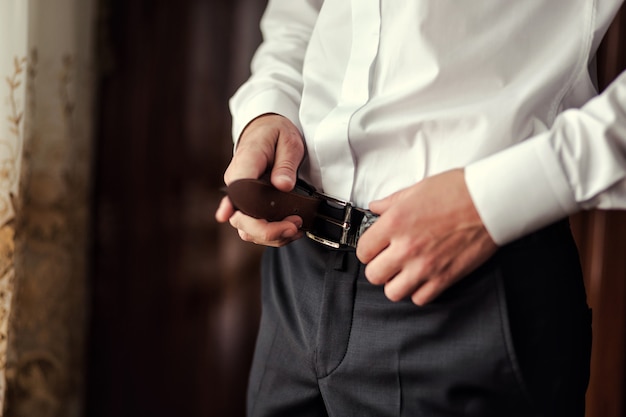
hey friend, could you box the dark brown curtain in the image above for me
[87,1,266,416]
[86,1,626,417]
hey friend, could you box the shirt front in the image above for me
[229,0,626,244]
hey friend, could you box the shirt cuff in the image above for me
[229,89,302,146]
[465,133,579,245]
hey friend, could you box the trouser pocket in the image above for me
[496,223,592,417]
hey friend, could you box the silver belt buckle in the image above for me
[305,192,354,248]
[305,231,342,249]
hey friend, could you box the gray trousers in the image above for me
[247,221,591,417]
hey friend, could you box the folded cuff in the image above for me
[465,134,579,245]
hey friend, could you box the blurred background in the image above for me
[0,1,624,417]
[87,0,266,416]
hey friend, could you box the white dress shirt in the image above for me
[229,0,626,245]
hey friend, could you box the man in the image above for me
[216,1,626,416]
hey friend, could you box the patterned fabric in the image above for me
[0,1,95,415]
[0,3,28,409]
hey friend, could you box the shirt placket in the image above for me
[311,0,381,201]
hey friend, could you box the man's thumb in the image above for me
[271,133,304,191]
[270,164,298,192]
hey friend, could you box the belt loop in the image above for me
[332,249,348,271]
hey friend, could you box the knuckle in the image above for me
[238,230,251,242]
[384,213,401,230]
[274,160,299,176]
[394,243,413,262]
[418,253,438,275]
[238,135,274,160]
[438,269,456,289]
[257,227,278,244]
[259,231,272,243]
[284,132,304,149]
[404,238,422,257]
[385,210,407,229]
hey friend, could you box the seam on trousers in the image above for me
[316,252,359,379]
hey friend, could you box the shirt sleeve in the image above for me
[466,69,626,245]
[228,0,322,144]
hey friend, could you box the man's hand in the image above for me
[215,114,305,246]
[356,169,498,306]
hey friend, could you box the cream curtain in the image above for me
[0,3,27,410]
[0,1,95,415]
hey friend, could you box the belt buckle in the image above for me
[305,192,354,249]
[305,232,343,249]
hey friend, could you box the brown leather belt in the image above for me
[225,178,378,248]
